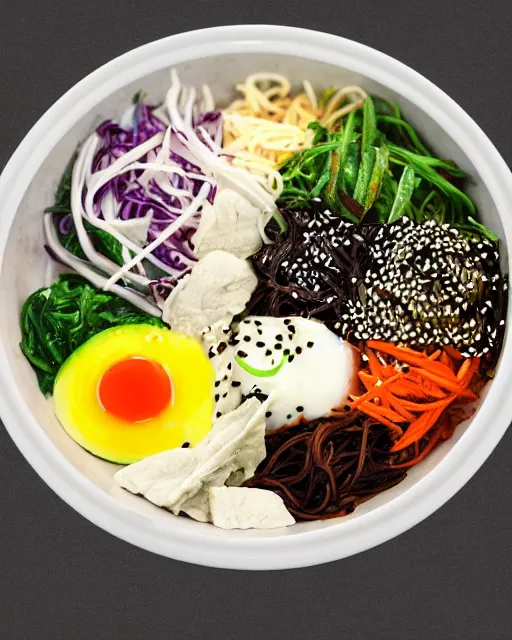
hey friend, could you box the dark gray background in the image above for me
[1,1,511,638]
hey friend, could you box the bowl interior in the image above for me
[0,50,507,540]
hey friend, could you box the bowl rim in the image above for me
[1,24,511,570]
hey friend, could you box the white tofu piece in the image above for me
[192,188,267,259]
[114,397,267,522]
[209,487,295,530]
[161,250,257,340]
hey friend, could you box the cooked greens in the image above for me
[278,96,490,232]
[20,275,164,395]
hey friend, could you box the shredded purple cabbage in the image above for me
[88,99,221,274]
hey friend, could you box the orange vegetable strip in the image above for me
[391,397,455,452]
[429,350,442,361]
[364,402,408,423]
[440,351,455,372]
[409,367,474,396]
[365,349,385,378]
[386,393,416,421]
[456,359,472,381]
[410,378,447,399]
[389,377,445,400]
[358,371,378,391]
[349,373,402,409]
[356,403,404,436]
[460,357,480,387]
[390,384,432,400]
[387,427,443,468]
[380,395,391,409]
[390,410,436,452]
[366,341,457,380]
[444,345,464,362]
[398,396,460,411]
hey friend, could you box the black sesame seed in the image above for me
[296,346,303,355]
[254,320,262,326]
[274,343,283,350]
[296,406,304,412]
[307,341,314,348]
[181,442,190,448]
[265,411,272,418]
[216,411,222,418]
[276,334,283,341]
[265,349,272,356]
[214,394,220,402]
[256,341,265,348]
[222,392,228,398]
[243,335,251,342]
[287,414,292,420]
[231,381,241,388]
[214,381,220,387]
[237,350,247,358]
[288,355,295,363]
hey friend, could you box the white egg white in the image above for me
[232,316,356,430]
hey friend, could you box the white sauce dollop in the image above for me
[232,316,355,430]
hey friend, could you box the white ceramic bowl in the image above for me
[1,25,511,570]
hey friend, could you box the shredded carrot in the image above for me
[397,396,455,411]
[390,397,455,452]
[405,374,448,399]
[440,351,455,371]
[409,367,473,396]
[365,349,385,379]
[349,373,402,409]
[456,359,472,381]
[386,426,443,468]
[459,357,481,387]
[386,393,416,421]
[444,345,464,362]
[358,401,406,424]
[353,341,482,453]
[356,402,404,436]
[366,340,457,380]
[390,379,433,400]
[358,371,378,390]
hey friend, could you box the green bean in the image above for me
[364,144,389,212]
[353,147,377,207]
[388,165,415,222]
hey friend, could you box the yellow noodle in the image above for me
[223,73,367,172]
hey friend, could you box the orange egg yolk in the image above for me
[98,357,172,423]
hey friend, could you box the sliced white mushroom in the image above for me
[115,397,268,522]
[193,188,268,259]
[161,250,257,340]
[209,487,295,530]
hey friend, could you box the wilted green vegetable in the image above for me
[278,94,492,235]
[20,275,165,395]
